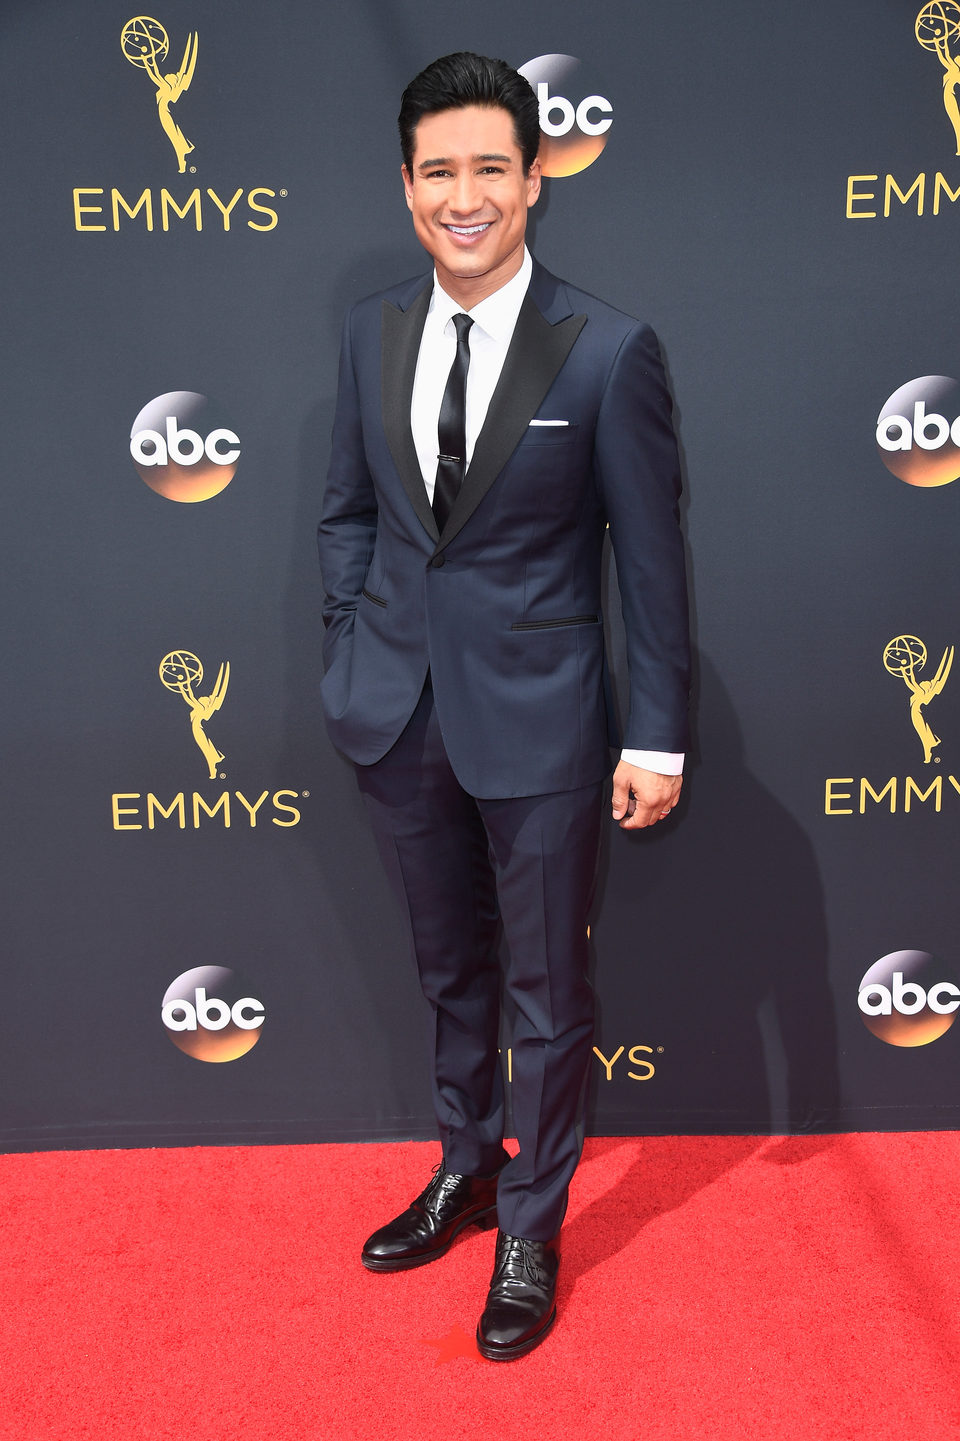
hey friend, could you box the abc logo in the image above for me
[876,376,960,487]
[130,391,240,502]
[857,950,959,1047]
[518,54,612,177]
[162,965,264,1062]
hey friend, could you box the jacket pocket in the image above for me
[510,613,599,631]
[518,422,581,447]
[361,587,387,608]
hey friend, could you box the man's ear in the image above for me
[526,156,542,209]
[402,163,414,212]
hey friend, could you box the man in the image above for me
[318,52,690,1361]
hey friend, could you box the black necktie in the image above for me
[433,312,473,530]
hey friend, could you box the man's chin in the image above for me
[429,238,525,300]
[435,234,492,264]
[443,256,490,278]
[433,252,494,286]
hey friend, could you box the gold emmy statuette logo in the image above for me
[883,634,954,764]
[160,650,229,779]
[121,16,198,173]
[916,2,960,154]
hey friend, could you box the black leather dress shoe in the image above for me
[476,1230,559,1361]
[361,1163,501,1271]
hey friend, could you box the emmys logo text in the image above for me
[130,392,240,502]
[824,633,957,816]
[845,5,960,220]
[518,55,613,177]
[876,376,960,487]
[857,950,959,1047]
[500,1043,659,1084]
[73,186,281,233]
[591,1044,657,1082]
[71,17,286,234]
[162,966,264,1062]
[112,790,303,830]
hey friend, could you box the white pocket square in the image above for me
[528,419,569,427]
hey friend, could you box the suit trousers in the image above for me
[356,677,603,1241]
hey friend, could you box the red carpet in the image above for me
[2,1134,958,1440]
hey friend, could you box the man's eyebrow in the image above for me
[416,152,514,170]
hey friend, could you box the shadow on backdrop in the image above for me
[587,647,840,1136]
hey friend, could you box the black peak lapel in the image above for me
[435,292,586,552]
[381,284,438,542]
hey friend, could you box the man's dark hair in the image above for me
[398,52,541,174]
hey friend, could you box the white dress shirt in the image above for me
[411,250,533,495]
[410,248,683,778]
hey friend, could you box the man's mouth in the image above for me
[443,222,492,238]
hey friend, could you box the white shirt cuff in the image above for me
[620,749,684,775]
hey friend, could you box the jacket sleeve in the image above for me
[316,307,379,670]
[593,321,691,753]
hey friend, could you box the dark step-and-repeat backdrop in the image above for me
[3,1,959,1152]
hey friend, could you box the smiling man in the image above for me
[317,52,690,1361]
[401,103,537,303]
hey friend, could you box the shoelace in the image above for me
[420,1164,466,1216]
[493,1234,543,1285]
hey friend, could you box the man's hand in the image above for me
[611,761,682,830]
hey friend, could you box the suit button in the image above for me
[430,554,445,568]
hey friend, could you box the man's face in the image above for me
[402,104,541,307]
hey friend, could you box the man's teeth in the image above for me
[447,223,490,235]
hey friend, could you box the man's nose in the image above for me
[447,172,482,215]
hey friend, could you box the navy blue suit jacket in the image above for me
[318,259,690,799]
